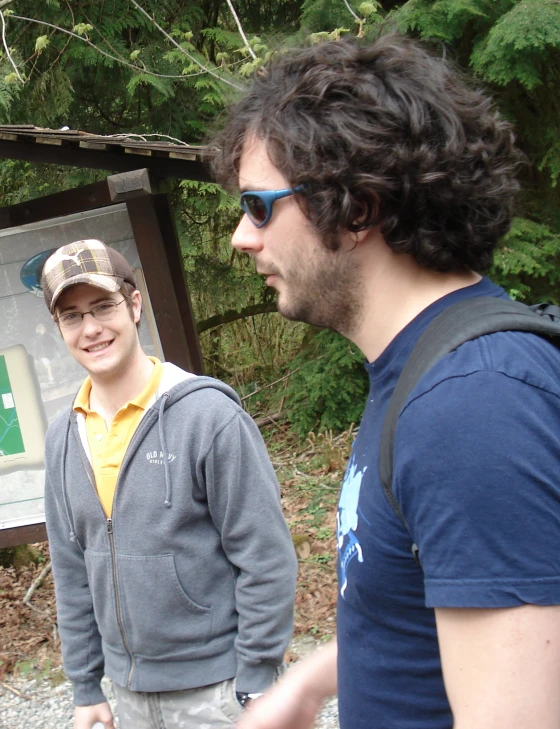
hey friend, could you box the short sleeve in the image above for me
[395,369,560,608]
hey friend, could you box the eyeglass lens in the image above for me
[243,194,268,225]
[60,302,120,328]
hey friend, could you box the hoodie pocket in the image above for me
[116,553,212,657]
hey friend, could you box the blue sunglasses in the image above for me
[240,186,303,228]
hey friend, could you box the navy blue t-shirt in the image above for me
[336,277,560,729]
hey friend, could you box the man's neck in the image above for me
[348,240,481,362]
[88,351,155,423]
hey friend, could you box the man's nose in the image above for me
[231,214,264,254]
[81,311,103,334]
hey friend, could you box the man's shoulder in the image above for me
[46,407,73,436]
[44,407,73,466]
[162,373,245,433]
[162,368,241,409]
[413,328,560,402]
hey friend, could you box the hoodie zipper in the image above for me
[71,421,139,688]
[102,408,164,687]
[71,402,171,690]
[106,517,135,686]
[98,414,165,685]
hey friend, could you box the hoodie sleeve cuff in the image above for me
[235,660,280,694]
[72,678,106,706]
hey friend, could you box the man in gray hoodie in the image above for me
[41,239,297,729]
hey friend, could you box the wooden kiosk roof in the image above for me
[0,124,214,180]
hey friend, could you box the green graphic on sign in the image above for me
[0,354,25,456]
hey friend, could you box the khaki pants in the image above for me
[112,678,243,729]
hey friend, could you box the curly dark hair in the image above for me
[211,35,521,273]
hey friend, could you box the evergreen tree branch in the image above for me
[225,0,257,60]
[1,10,24,82]
[83,8,138,70]
[9,14,213,81]
[129,0,246,91]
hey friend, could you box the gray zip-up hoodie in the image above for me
[44,364,297,706]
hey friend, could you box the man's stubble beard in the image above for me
[276,252,364,339]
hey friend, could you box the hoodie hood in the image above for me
[155,364,241,410]
[150,369,242,508]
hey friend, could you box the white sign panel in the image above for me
[0,204,163,530]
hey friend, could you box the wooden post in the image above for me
[126,194,204,374]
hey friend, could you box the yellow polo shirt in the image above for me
[73,357,163,517]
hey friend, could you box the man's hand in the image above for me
[236,639,338,729]
[74,701,115,729]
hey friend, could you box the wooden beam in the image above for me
[0,179,113,230]
[0,139,213,181]
[35,137,64,146]
[126,194,204,374]
[0,522,47,548]
[0,170,159,229]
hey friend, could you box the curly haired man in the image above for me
[212,35,560,729]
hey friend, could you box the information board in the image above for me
[0,203,163,531]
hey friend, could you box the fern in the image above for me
[491,217,560,303]
[126,72,174,99]
[471,0,560,89]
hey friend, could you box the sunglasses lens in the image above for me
[242,194,268,225]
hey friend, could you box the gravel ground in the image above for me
[0,640,339,729]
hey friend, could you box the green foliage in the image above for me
[34,35,50,54]
[392,0,502,44]
[126,72,174,99]
[387,0,560,331]
[0,0,558,440]
[73,24,94,37]
[284,329,368,436]
[470,1,560,89]
[360,2,382,18]
[490,217,560,303]
[301,0,360,32]
[390,0,560,193]
[0,1,254,133]
[540,139,560,187]
[0,59,22,118]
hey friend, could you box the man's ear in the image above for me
[131,289,142,323]
[339,226,374,251]
[350,189,380,233]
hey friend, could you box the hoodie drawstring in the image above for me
[158,393,172,507]
[62,415,80,546]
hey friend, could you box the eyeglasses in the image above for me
[240,186,303,228]
[56,299,127,329]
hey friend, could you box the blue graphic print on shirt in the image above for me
[337,456,366,597]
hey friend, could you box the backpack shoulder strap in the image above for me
[378,296,560,561]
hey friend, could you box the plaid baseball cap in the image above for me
[41,239,137,313]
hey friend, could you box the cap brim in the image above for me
[50,274,124,313]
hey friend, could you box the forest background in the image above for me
[0,0,560,682]
[0,0,559,434]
